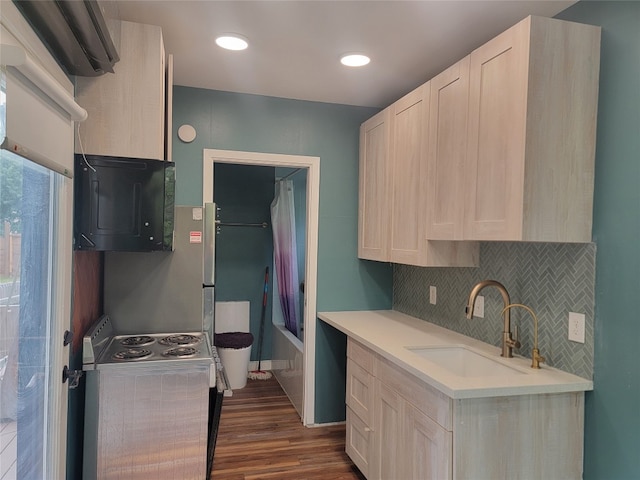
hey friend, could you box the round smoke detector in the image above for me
[178,124,197,143]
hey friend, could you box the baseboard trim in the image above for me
[306,421,346,428]
[248,360,273,371]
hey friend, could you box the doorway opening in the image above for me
[203,149,319,426]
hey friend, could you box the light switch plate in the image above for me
[473,295,484,318]
[568,312,586,343]
[429,286,437,305]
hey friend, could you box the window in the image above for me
[0,66,71,480]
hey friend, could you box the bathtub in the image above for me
[271,323,303,418]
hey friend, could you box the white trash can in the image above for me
[215,332,254,390]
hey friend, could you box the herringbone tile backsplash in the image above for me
[393,242,595,379]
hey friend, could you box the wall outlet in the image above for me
[429,286,437,305]
[568,312,586,343]
[473,295,484,318]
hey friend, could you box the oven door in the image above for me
[206,348,229,478]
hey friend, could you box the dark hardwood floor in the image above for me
[211,375,366,480]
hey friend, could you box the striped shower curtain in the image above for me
[271,179,300,337]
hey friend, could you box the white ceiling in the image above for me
[106,1,575,108]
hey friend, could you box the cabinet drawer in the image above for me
[347,358,374,425]
[377,356,452,430]
[346,407,372,478]
[347,338,374,373]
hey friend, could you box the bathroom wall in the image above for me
[214,163,275,361]
[394,242,596,379]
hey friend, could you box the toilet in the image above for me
[214,301,253,389]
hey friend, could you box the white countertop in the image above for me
[318,310,593,399]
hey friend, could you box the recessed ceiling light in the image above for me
[340,53,370,67]
[215,34,249,51]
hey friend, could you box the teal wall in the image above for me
[172,87,392,422]
[214,163,275,361]
[555,3,640,478]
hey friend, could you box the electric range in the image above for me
[81,314,219,480]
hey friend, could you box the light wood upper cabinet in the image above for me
[464,16,601,242]
[358,108,391,261]
[359,16,599,251]
[358,85,479,267]
[389,85,429,265]
[426,57,470,241]
[389,85,478,267]
[75,20,171,160]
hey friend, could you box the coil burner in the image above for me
[112,348,153,361]
[162,346,199,358]
[82,315,213,480]
[159,334,202,347]
[93,327,209,366]
[120,335,155,347]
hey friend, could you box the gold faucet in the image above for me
[466,280,520,358]
[501,303,546,369]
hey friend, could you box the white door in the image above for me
[0,71,72,479]
[203,149,320,426]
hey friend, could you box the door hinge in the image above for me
[62,365,83,389]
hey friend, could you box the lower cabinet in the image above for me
[345,338,585,480]
[348,340,453,480]
[404,402,452,480]
[375,382,403,479]
[374,357,453,480]
[345,407,373,477]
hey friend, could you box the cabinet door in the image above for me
[389,85,429,265]
[375,381,404,480]
[346,407,373,478]
[75,21,166,160]
[405,403,452,480]
[358,108,391,261]
[465,19,529,240]
[427,57,470,240]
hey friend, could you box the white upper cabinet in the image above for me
[359,15,600,255]
[358,85,479,267]
[389,85,429,265]
[358,108,391,261]
[390,85,478,267]
[426,57,471,241]
[464,16,601,242]
[75,20,171,160]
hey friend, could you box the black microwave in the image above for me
[73,154,175,251]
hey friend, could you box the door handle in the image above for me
[62,365,83,389]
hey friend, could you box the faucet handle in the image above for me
[532,348,545,369]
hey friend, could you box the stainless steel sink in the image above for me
[405,345,525,377]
